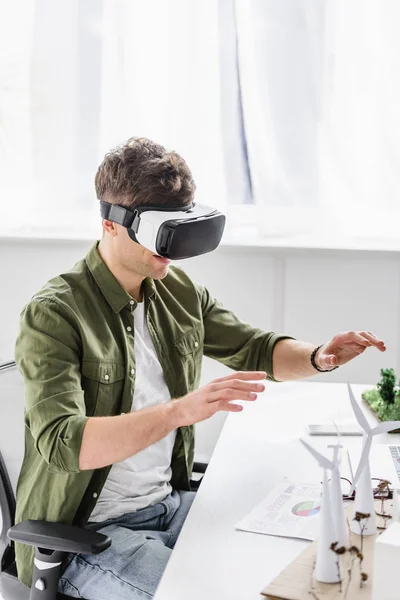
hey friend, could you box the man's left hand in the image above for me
[316,331,386,371]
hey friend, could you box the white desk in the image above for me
[154,381,400,600]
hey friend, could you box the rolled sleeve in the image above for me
[15,299,89,474]
[196,283,294,381]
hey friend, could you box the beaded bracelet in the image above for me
[310,344,339,373]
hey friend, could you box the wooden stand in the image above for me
[261,504,393,600]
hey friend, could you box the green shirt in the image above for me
[14,242,291,587]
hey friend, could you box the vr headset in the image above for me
[100,201,226,260]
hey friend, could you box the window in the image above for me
[1,0,399,244]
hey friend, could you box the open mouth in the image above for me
[153,255,170,265]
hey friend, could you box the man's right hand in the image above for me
[80,371,266,470]
[173,371,267,427]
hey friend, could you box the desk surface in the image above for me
[154,381,400,600]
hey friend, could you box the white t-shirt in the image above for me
[89,300,177,522]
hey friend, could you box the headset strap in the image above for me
[100,201,196,233]
[100,202,137,229]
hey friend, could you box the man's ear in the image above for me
[102,219,118,237]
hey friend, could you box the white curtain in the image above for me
[0,0,227,237]
[3,0,400,241]
[235,0,400,239]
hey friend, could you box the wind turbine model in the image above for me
[329,431,349,548]
[347,383,400,535]
[301,439,347,583]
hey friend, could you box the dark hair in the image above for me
[95,137,196,209]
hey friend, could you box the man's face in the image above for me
[112,223,171,280]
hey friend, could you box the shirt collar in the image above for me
[143,277,157,301]
[85,242,157,314]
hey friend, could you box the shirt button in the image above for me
[130,300,135,305]
[93,493,98,498]
[104,374,110,381]
[127,326,132,332]
[194,341,199,348]
[130,368,135,376]
[121,412,126,415]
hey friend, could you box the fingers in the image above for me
[207,376,265,404]
[209,379,265,394]
[321,330,387,369]
[343,331,386,352]
[216,401,244,413]
[209,387,261,403]
[364,331,386,351]
[212,371,266,384]
[204,372,266,416]
[344,332,372,347]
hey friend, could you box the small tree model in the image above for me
[362,368,400,426]
[377,368,396,405]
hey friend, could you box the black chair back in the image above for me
[0,361,22,573]
[0,449,16,572]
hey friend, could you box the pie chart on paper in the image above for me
[291,501,320,517]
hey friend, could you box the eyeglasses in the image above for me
[340,477,393,501]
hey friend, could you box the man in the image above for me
[14,137,385,599]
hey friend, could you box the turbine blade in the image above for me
[372,421,400,435]
[353,435,372,485]
[300,438,333,470]
[332,421,341,467]
[347,382,371,433]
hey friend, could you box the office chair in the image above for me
[0,360,207,600]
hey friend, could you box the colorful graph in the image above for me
[291,501,320,517]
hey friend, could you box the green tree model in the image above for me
[377,368,396,405]
[362,368,400,426]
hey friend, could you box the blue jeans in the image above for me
[58,490,196,599]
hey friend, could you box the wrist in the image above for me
[168,398,186,428]
[311,345,339,373]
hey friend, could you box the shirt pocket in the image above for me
[81,361,125,416]
[175,325,203,390]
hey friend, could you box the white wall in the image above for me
[1,238,399,459]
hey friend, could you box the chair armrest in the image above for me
[192,461,208,474]
[8,520,111,555]
[190,461,208,491]
[0,360,16,372]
